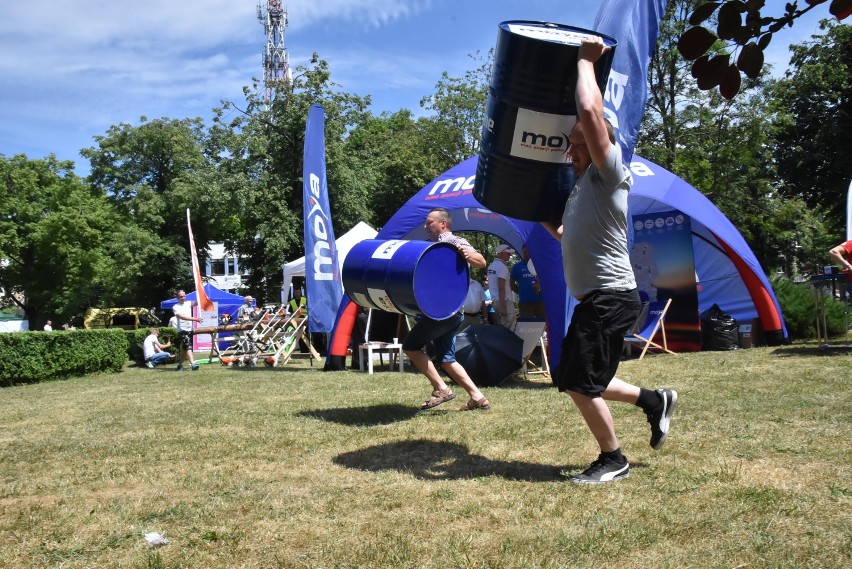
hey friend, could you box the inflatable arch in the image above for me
[326,155,787,370]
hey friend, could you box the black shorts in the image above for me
[554,289,641,397]
[177,330,193,351]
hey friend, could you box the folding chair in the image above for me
[624,298,676,360]
[513,318,549,379]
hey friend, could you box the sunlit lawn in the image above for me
[1,342,850,568]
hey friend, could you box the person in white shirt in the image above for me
[43,320,53,332]
[143,328,172,368]
[172,290,202,371]
[487,244,517,330]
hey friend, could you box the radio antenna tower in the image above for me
[257,0,291,102]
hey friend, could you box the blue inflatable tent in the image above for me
[326,155,787,369]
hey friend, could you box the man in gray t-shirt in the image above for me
[540,36,678,485]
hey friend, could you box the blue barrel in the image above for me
[474,21,617,222]
[342,239,469,320]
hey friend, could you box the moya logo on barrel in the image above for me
[474,21,616,222]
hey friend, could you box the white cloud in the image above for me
[286,0,434,30]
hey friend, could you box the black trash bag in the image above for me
[700,304,739,351]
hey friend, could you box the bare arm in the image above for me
[458,245,486,269]
[576,36,612,168]
[539,221,562,241]
[829,244,852,270]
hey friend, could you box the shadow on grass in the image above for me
[498,377,554,391]
[299,404,420,426]
[772,345,852,357]
[334,439,645,482]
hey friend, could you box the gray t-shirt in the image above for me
[560,143,636,296]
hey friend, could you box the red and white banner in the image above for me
[187,209,214,313]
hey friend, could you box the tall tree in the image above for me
[640,0,705,170]
[0,155,116,327]
[81,117,219,303]
[419,50,492,167]
[209,54,372,301]
[636,0,828,275]
[770,19,852,239]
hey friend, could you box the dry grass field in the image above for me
[1,342,850,568]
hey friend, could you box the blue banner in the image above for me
[303,104,342,333]
[594,0,668,162]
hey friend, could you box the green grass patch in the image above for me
[0,344,849,568]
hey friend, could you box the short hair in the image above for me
[604,119,616,144]
[428,207,452,229]
[150,328,159,334]
[575,119,616,144]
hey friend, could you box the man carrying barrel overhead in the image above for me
[540,36,678,484]
[403,207,492,411]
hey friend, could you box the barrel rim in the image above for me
[498,20,617,47]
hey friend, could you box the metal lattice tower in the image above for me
[257,0,291,101]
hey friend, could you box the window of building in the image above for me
[210,259,226,276]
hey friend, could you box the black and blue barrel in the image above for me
[342,239,469,320]
[474,21,617,222]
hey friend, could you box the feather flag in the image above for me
[186,208,213,312]
[593,0,668,163]
[303,104,343,333]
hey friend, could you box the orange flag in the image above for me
[187,209,214,312]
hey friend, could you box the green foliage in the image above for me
[82,117,221,304]
[0,329,128,385]
[207,54,372,299]
[770,19,852,238]
[677,0,842,99]
[639,1,841,277]
[419,50,492,166]
[770,274,849,339]
[0,154,117,326]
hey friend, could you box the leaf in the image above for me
[696,54,731,90]
[830,0,852,18]
[689,2,721,25]
[737,43,764,79]
[720,64,742,100]
[757,33,772,50]
[717,2,745,40]
[691,55,710,79]
[733,24,753,44]
[678,26,718,60]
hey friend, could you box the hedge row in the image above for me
[0,327,178,386]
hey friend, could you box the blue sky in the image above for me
[0,0,831,176]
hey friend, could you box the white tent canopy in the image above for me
[281,221,378,303]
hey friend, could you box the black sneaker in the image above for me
[176,364,184,371]
[648,388,678,449]
[190,364,200,371]
[569,454,630,485]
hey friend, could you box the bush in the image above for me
[771,275,848,339]
[0,329,128,385]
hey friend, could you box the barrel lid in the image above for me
[499,21,616,47]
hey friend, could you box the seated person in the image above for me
[143,328,172,368]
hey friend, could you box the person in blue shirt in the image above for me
[481,277,497,324]
[510,245,545,318]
